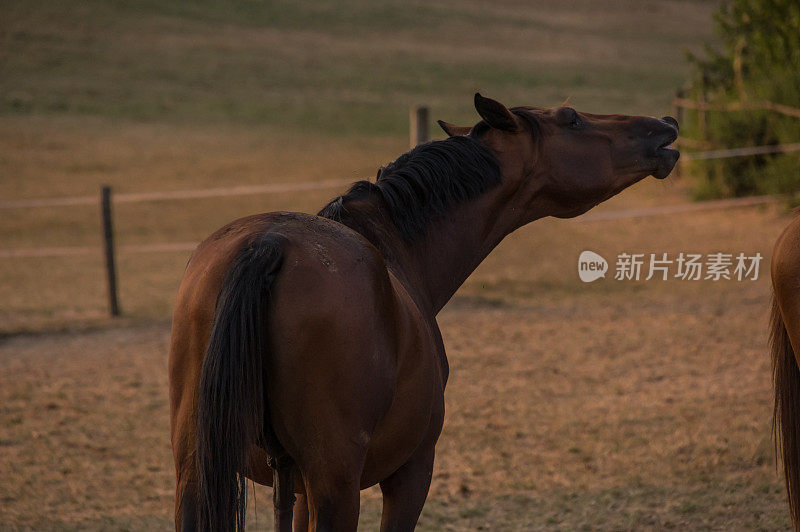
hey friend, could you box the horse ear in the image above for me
[474,93,518,132]
[437,120,472,137]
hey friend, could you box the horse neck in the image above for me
[386,184,547,316]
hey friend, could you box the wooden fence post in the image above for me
[697,89,707,149]
[410,105,429,148]
[672,92,684,179]
[101,185,120,317]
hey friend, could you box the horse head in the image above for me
[439,93,680,221]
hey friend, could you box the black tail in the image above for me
[196,234,285,532]
[772,296,800,530]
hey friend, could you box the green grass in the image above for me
[2,0,716,135]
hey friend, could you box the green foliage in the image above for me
[1,0,707,136]
[684,0,800,199]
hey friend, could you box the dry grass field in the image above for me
[0,199,793,530]
[1,195,793,530]
[2,0,795,530]
[0,0,717,330]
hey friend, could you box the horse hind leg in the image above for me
[293,493,310,532]
[284,427,368,530]
[270,454,296,532]
[378,445,435,532]
[175,476,199,531]
[291,445,364,531]
[302,472,361,532]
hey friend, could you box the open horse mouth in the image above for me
[651,116,680,179]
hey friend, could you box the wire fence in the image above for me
[3,104,796,316]
[671,93,800,168]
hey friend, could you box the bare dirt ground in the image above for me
[0,200,793,530]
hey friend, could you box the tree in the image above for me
[684,0,800,199]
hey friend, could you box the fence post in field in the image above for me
[669,91,682,178]
[672,92,684,179]
[410,105,429,148]
[101,185,120,317]
[697,93,707,148]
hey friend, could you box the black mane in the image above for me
[318,135,501,242]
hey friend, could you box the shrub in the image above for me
[682,0,800,199]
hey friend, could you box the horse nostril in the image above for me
[662,116,679,132]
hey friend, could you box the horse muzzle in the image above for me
[649,116,680,179]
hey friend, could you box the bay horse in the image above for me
[771,216,800,530]
[169,93,680,531]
